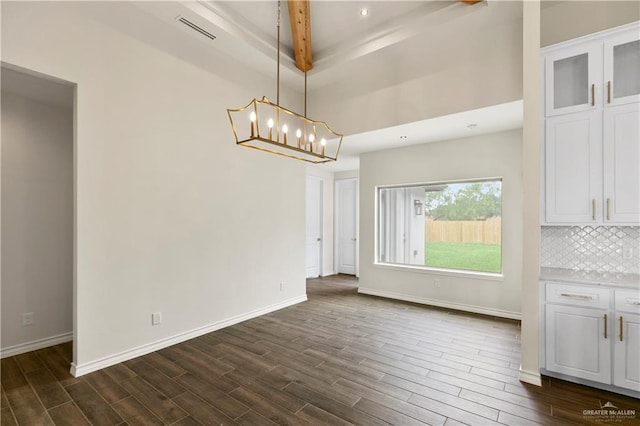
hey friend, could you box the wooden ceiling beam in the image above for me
[287,0,313,72]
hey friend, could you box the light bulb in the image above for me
[309,134,315,143]
[282,124,288,133]
[267,118,274,128]
[249,111,256,122]
[320,138,327,146]
[296,129,302,138]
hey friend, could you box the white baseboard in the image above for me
[1,332,73,359]
[518,368,543,386]
[357,287,521,320]
[70,295,307,377]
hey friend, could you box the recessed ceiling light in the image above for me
[467,123,478,129]
[360,9,369,16]
[400,135,408,139]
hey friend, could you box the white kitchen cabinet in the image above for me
[614,290,640,391]
[542,22,640,225]
[604,30,640,106]
[544,285,611,384]
[603,103,640,223]
[541,281,640,395]
[545,111,602,223]
[545,42,602,116]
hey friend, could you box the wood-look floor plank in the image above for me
[332,378,445,425]
[283,382,390,426]
[111,396,163,425]
[229,386,313,426]
[119,376,186,424]
[174,373,250,419]
[1,358,29,391]
[408,392,502,426]
[224,370,306,414]
[124,359,185,399]
[1,407,18,426]
[353,397,427,426]
[46,402,90,426]
[5,385,53,426]
[83,370,129,404]
[296,403,354,426]
[25,368,71,409]
[34,348,79,387]
[14,352,45,374]
[102,364,136,384]
[139,352,187,378]
[235,409,279,426]
[172,391,239,426]
[65,380,123,426]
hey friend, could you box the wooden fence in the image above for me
[425,217,501,245]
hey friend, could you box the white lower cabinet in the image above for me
[542,281,640,394]
[613,290,640,391]
[545,304,611,383]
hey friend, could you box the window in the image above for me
[377,179,502,274]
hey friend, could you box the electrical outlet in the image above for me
[280,282,285,291]
[434,279,441,288]
[623,246,634,260]
[152,312,162,325]
[22,312,34,326]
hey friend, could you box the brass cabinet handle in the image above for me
[620,316,624,342]
[606,198,611,220]
[592,199,596,221]
[604,314,608,339]
[560,293,593,300]
[607,81,611,104]
[591,84,595,106]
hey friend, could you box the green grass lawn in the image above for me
[425,242,501,273]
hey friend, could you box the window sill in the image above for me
[373,262,505,282]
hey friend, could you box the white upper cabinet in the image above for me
[542,22,640,225]
[545,111,602,223]
[603,103,640,223]
[545,43,602,116]
[604,30,640,106]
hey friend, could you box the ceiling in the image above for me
[14,1,524,172]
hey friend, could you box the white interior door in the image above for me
[305,176,322,279]
[336,178,357,275]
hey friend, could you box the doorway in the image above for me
[305,176,323,278]
[0,64,75,361]
[335,178,358,276]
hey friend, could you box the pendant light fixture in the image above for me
[227,1,343,163]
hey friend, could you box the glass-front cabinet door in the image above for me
[604,29,640,106]
[545,43,602,117]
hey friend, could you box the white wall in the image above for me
[1,91,73,353]
[359,129,523,319]
[1,2,307,373]
[541,1,640,47]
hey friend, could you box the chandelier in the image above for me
[227,1,342,163]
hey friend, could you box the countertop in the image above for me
[540,267,640,288]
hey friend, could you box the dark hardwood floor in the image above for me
[2,275,639,425]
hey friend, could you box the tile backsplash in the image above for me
[541,226,640,274]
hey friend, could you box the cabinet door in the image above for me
[604,30,640,106]
[545,111,602,223]
[546,304,611,384]
[545,43,602,116]
[603,103,640,223]
[614,313,640,391]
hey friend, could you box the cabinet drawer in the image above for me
[546,282,610,309]
[615,290,640,314]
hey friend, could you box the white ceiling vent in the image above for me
[176,16,217,41]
